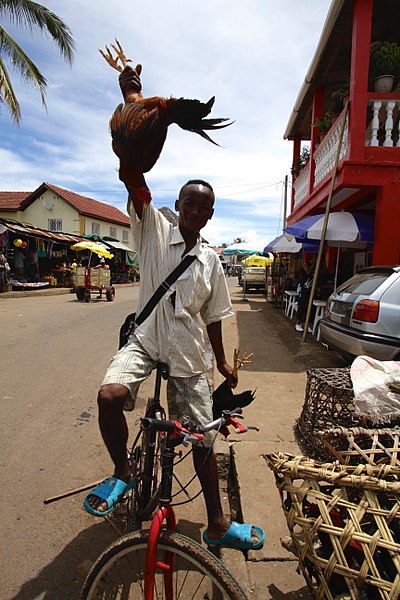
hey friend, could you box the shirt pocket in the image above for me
[174,267,210,318]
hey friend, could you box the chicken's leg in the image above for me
[99,39,138,73]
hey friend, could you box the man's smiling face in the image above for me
[175,184,214,235]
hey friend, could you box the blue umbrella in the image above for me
[285,212,374,244]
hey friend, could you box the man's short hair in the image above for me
[179,179,214,199]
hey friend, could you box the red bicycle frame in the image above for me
[144,506,177,600]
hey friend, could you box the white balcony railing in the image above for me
[293,96,399,210]
[367,99,400,146]
[314,111,349,186]
[293,161,310,208]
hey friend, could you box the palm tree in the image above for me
[0,0,75,124]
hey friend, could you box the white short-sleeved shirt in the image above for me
[129,200,233,377]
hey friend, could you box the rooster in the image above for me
[212,349,255,419]
[212,380,256,420]
[100,40,232,190]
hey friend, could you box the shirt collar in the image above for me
[170,226,208,265]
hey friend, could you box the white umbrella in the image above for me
[285,212,374,288]
[285,212,374,243]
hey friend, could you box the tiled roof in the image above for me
[41,183,130,226]
[0,183,130,226]
[0,192,31,210]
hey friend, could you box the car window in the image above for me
[337,272,390,294]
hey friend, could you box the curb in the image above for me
[0,282,139,299]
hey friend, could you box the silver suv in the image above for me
[319,266,400,361]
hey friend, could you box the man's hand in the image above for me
[216,361,238,389]
[119,64,143,99]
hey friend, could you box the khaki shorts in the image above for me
[101,335,216,447]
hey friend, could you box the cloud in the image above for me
[0,0,332,245]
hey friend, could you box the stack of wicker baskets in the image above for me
[295,368,364,460]
[266,367,400,599]
[265,451,400,599]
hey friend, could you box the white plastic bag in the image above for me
[350,355,400,424]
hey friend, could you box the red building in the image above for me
[285,0,400,272]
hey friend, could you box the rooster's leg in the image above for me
[99,39,132,72]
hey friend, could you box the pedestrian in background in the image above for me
[0,251,10,292]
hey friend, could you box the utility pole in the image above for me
[282,175,288,231]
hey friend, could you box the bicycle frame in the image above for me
[145,506,176,600]
[128,362,253,600]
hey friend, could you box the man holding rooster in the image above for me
[84,45,264,551]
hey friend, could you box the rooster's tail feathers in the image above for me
[168,97,233,144]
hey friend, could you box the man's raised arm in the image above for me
[124,171,152,220]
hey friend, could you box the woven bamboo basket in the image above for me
[295,368,364,460]
[317,427,400,468]
[265,452,400,599]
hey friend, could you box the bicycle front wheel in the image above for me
[80,530,248,600]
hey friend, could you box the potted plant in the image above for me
[330,78,350,117]
[313,112,332,140]
[370,41,400,92]
[291,146,310,178]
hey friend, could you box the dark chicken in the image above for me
[212,379,256,420]
[212,349,255,419]
[100,40,232,190]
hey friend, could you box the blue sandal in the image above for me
[203,521,265,550]
[83,476,134,517]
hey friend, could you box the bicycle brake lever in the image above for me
[182,432,204,446]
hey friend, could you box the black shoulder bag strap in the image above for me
[135,254,196,326]
[119,254,196,349]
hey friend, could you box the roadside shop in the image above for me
[0,217,84,291]
[0,218,139,293]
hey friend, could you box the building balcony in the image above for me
[292,95,400,212]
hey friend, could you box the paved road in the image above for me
[0,280,345,599]
[0,286,144,599]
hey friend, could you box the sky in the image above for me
[0,0,332,248]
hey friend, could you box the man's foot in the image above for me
[84,475,133,516]
[203,522,265,550]
[294,323,304,332]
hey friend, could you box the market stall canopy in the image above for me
[222,242,264,256]
[105,240,134,252]
[284,212,374,244]
[83,234,133,252]
[70,240,114,259]
[0,217,83,243]
[242,254,273,267]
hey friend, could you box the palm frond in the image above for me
[0,54,21,122]
[0,0,75,64]
[0,25,47,103]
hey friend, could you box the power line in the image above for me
[72,180,283,197]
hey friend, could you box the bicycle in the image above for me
[80,361,256,599]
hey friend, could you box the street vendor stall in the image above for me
[70,241,115,302]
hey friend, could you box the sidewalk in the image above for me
[0,282,137,299]
[212,284,344,599]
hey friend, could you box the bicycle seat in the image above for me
[157,362,169,380]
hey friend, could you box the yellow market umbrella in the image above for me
[242,254,273,267]
[70,240,114,259]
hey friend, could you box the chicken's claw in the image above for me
[231,348,254,385]
[99,39,133,72]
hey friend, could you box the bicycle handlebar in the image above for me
[141,407,257,445]
[142,418,177,432]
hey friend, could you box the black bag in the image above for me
[119,312,137,349]
[118,255,196,350]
